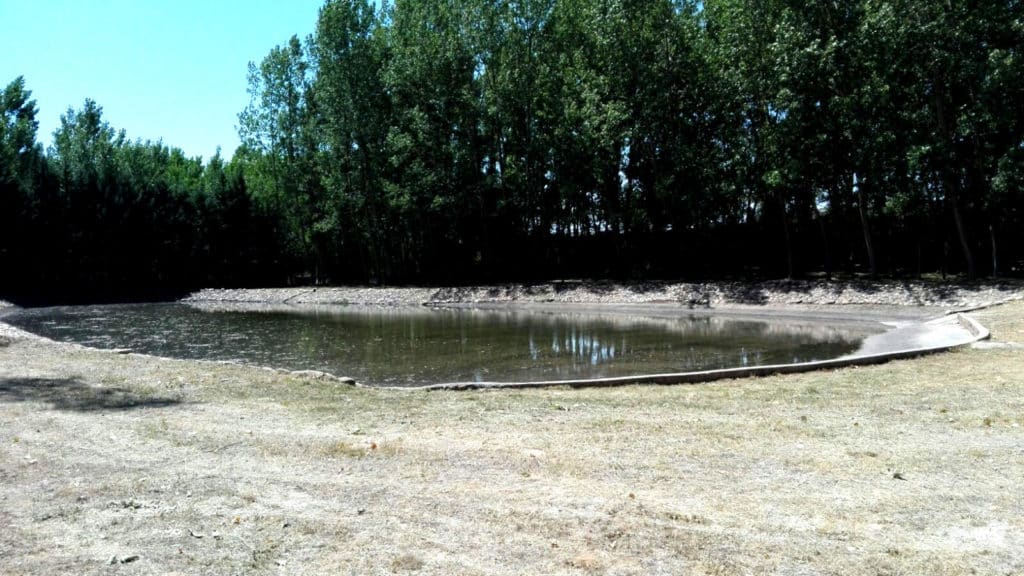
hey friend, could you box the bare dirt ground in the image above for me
[2,299,1024,575]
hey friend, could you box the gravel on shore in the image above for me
[184,279,1024,310]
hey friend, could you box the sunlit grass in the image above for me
[1,301,1022,574]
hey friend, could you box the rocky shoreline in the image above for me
[184,279,1023,310]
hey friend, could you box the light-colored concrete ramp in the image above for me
[845,314,985,358]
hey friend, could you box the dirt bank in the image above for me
[185,279,1024,310]
[1,299,1023,574]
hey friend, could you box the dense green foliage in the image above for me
[2,0,1023,302]
[1,88,272,303]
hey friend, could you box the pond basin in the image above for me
[0,302,886,387]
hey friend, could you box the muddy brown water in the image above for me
[0,303,879,386]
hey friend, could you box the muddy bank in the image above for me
[185,279,1024,310]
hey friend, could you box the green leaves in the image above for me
[4,0,1024,301]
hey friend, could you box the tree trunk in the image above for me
[854,173,877,277]
[779,194,794,279]
[934,91,976,279]
[949,191,976,279]
[941,239,949,280]
[813,198,831,279]
[989,223,998,278]
[916,239,922,279]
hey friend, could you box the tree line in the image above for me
[2,0,1022,304]
[0,91,276,303]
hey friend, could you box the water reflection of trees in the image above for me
[188,301,876,341]
[187,301,875,375]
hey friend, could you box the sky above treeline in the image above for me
[0,0,326,161]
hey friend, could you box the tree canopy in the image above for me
[2,0,1022,303]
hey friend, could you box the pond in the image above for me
[1,303,879,386]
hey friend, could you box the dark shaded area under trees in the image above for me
[2,0,1022,305]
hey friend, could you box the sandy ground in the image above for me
[1,297,1024,575]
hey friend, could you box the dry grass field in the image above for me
[1,301,1023,575]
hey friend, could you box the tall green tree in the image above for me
[864,0,1024,278]
[313,0,392,281]
[0,77,45,279]
[239,35,324,282]
[380,0,491,278]
[705,0,801,275]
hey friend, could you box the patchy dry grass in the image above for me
[1,302,1023,575]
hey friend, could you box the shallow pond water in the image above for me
[2,303,878,386]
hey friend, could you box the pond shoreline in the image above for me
[1,280,1019,390]
[180,280,1019,389]
[4,279,1019,385]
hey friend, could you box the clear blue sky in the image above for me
[0,0,326,161]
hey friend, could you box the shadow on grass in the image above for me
[0,377,184,412]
